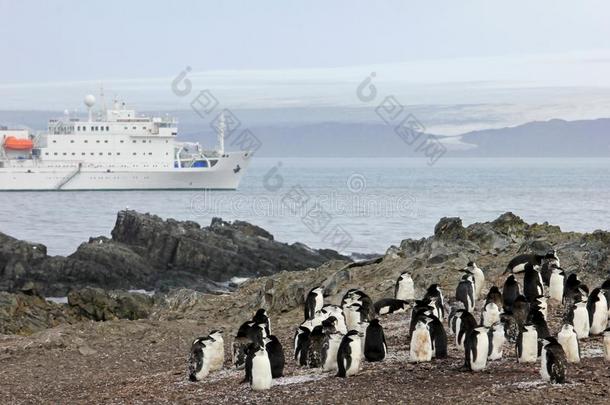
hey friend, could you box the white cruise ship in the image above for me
[0,95,252,191]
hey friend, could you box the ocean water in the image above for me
[1,157,609,256]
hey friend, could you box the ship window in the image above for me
[99,152,103,156]
[90,153,94,156]
[148,140,152,143]
[108,152,112,156]
[165,140,168,143]
[142,127,146,130]
[104,140,108,143]
[62,152,67,156]
[132,126,136,130]
[132,140,136,143]
[117,152,121,156]
[81,153,85,156]
[52,140,57,143]
[95,126,99,131]
[70,140,74,143]
[84,140,88,143]
[133,152,137,155]
[45,152,49,156]
[82,127,86,132]
[148,152,152,155]
[71,152,75,156]
[124,126,128,130]
[100,127,104,131]
[120,140,124,143]
[106,126,109,131]
[142,140,146,143]
[96,140,100,143]
[77,126,81,131]
[90,126,94,131]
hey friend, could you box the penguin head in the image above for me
[601,279,610,290]
[466,261,475,268]
[561,324,575,333]
[369,319,381,327]
[491,321,505,335]
[208,330,223,341]
[524,263,535,272]
[399,271,412,280]
[345,329,362,338]
[506,275,516,284]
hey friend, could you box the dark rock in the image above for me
[67,288,154,321]
[434,217,466,241]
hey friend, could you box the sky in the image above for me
[1,0,610,134]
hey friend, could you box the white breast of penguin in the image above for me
[470,328,489,371]
[209,335,225,371]
[549,271,564,302]
[540,345,551,381]
[396,276,414,300]
[323,334,343,372]
[519,329,538,363]
[482,303,501,327]
[410,324,432,362]
[590,293,609,335]
[573,304,590,339]
[250,349,272,391]
[557,326,580,363]
[488,325,505,360]
[604,331,610,361]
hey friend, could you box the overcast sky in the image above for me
[1,0,609,134]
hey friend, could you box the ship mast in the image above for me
[217,112,225,155]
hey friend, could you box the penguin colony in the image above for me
[188,252,610,391]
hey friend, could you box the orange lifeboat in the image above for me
[3,136,34,151]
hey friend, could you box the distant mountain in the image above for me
[1,111,609,157]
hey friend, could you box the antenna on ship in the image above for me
[99,83,107,115]
[84,94,96,122]
[217,112,225,155]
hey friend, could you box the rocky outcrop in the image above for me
[67,288,155,321]
[0,210,349,296]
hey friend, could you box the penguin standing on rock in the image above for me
[336,330,363,377]
[456,272,476,313]
[304,287,324,320]
[503,275,521,311]
[587,288,609,335]
[395,272,415,301]
[557,324,580,363]
[540,337,567,384]
[516,324,538,363]
[247,343,273,391]
[410,318,433,363]
[265,335,285,378]
[464,326,489,371]
[523,263,544,302]
[364,319,387,362]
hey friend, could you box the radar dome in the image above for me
[84,94,96,108]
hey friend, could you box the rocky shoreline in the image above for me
[1,211,610,403]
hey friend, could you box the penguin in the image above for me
[548,266,565,302]
[557,324,580,363]
[502,275,521,311]
[207,330,225,371]
[306,325,325,368]
[587,287,609,335]
[523,263,544,302]
[188,337,212,381]
[563,273,583,307]
[532,296,548,321]
[374,298,410,316]
[322,318,343,371]
[516,324,538,363]
[455,310,477,349]
[252,309,271,336]
[465,261,485,299]
[529,309,551,355]
[293,325,311,366]
[247,343,272,391]
[395,271,415,301]
[481,301,501,327]
[501,311,519,343]
[428,314,448,359]
[233,321,265,369]
[487,322,506,360]
[448,305,462,336]
[317,305,348,334]
[265,335,285,378]
[409,299,435,336]
[456,273,476,313]
[505,252,546,274]
[540,251,560,286]
[512,295,530,329]
[567,301,590,339]
[409,318,433,363]
[304,287,324,320]
[344,302,365,332]
[423,284,445,320]
[540,337,567,384]
[364,319,387,362]
[485,286,503,310]
[604,328,610,361]
[601,279,610,320]
[336,330,362,377]
[464,326,489,371]
[341,289,374,321]
[357,320,369,355]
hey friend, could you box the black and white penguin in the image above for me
[395,271,415,301]
[456,272,476,313]
[252,309,271,336]
[293,325,311,366]
[548,266,565,303]
[512,295,530,329]
[481,301,502,327]
[487,322,506,360]
[317,304,348,334]
[265,335,285,378]
[233,321,265,369]
[540,337,567,384]
[485,286,503,310]
[557,324,580,363]
[501,311,519,343]
[540,250,560,286]
[374,298,410,316]
[341,289,374,321]
[409,299,435,336]
[207,330,225,371]
[563,273,584,307]
[587,287,609,335]
[304,287,324,320]
[336,330,362,377]
[409,318,433,362]
[523,263,544,302]
[529,309,551,355]
[423,284,445,320]
[321,328,344,372]
[306,325,325,368]
[604,328,610,361]
[516,324,538,363]
[465,261,485,299]
[504,252,546,274]
[428,314,448,359]
[364,319,387,362]
[188,337,212,381]
[502,275,521,311]
[454,310,477,349]
[532,296,548,321]
[601,279,610,320]
[246,343,272,391]
[464,326,489,371]
[344,302,365,332]
[567,300,590,339]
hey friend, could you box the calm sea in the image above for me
[1,158,609,256]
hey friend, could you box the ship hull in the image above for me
[0,152,251,191]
